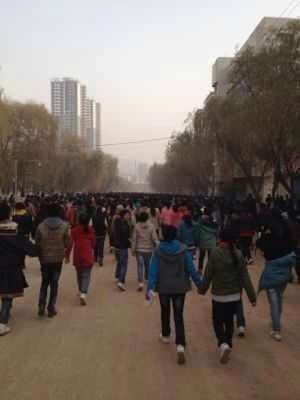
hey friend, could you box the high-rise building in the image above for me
[51,78,101,150]
[95,102,101,150]
[51,78,83,140]
[85,99,101,151]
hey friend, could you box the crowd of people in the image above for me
[0,192,299,365]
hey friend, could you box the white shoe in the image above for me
[0,323,11,336]
[220,343,231,364]
[238,326,246,337]
[176,345,186,365]
[159,334,170,344]
[137,283,144,292]
[270,331,282,342]
[80,293,87,306]
[117,282,126,292]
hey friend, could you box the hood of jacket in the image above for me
[44,217,64,230]
[159,240,186,255]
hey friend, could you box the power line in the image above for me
[94,136,172,148]
[279,0,298,17]
[286,0,300,16]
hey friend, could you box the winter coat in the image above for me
[112,218,131,249]
[92,212,107,237]
[147,240,201,294]
[197,218,218,249]
[177,221,198,248]
[35,218,70,265]
[199,243,256,303]
[0,221,37,298]
[131,222,158,253]
[258,253,295,292]
[66,225,96,268]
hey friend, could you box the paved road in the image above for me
[0,250,300,400]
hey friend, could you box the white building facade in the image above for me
[51,78,101,151]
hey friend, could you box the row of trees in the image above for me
[0,100,119,194]
[149,21,300,199]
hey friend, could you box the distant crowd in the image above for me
[0,191,299,365]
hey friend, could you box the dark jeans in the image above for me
[115,249,128,284]
[199,249,211,271]
[76,268,92,294]
[159,294,186,346]
[95,235,106,263]
[212,300,239,348]
[39,263,62,311]
[0,298,13,324]
[235,299,246,327]
[239,237,252,260]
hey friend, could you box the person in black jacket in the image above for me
[92,204,107,267]
[12,201,34,270]
[113,209,131,291]
[0,201,37,336]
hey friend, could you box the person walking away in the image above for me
[92,204,107,267]
[12,201,34,269]
[65,214,96,305]
[0,201,37,335]
[35,203,70,317]
[13,201,33,239]
[147,225,201,365]
[256,209,295,341]
[132,212,158,291]
[197,209,218,274]
[149,206,161,237]
[112,210,131,291]
[177,214,198,259]
[170,205,182,229]
[160,203,172,226]
[198,229,256,364]
[238,209,256,265]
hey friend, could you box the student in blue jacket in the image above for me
[146,224,201,365]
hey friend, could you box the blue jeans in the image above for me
[136,252,152,283]
[266,285,287,332]
[76,268,92,294]
[115,249,129,284]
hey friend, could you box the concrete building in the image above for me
[212,17,295,99]
[51,78,82,139]
[51,78,101,150]
[85,99,101,151]
[210,17,296,198]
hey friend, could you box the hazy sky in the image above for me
[1,0,298,165]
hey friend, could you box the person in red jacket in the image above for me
[65,214,96,306]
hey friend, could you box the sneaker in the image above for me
[80,294,87,306]
[220,343,231,364]
[270,331,282,342]
[0,323,11,336]
[159,334,170,344]
[137,283,144,292]
[177,345,186,365]
[48,309,58,318]
[117,282,126,292]
[238,326,246,338]
[38,305,45,317]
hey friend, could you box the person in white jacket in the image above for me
[132,212,158,291]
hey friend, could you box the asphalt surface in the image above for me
[0,250,300,400]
